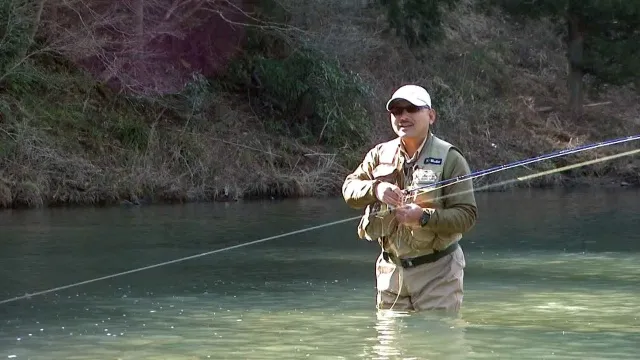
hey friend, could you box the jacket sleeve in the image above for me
[425,149,478,234]
[342,147,379,209]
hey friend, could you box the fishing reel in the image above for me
[374,186,435,218]
[402,184,438,208]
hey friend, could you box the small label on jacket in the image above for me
[424,157,442,165]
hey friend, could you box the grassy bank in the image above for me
[0,0,638,209]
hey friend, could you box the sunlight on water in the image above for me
[1,191,640,359]
[2,250,639,359]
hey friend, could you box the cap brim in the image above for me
[385,97,427,111]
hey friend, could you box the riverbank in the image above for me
[0,0,638,210]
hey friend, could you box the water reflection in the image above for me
[1,189,640,359]
[367,310,471,360]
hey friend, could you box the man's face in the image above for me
[388,99,436,139]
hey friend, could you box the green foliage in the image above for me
[0,0,31,58]
[15,90,151,154]
[220,30,374,149]
[581,2,640,87]
[0,0,42,86]
[113,115,149,151]
[378,0,460,46]
[181,73,214,115]
[3,60,67,96]
[480,0,564,18]
[143,72,216,132]
[0,98,15,157]
[484,0,640,87]
[250,0,291,23]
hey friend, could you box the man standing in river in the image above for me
[342,84,478,313]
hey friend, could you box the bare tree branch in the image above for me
[0,0,308,96]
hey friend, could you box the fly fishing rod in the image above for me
[434,147,640,203]
[405,134,640,196]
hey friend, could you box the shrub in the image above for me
[219,29,374,150]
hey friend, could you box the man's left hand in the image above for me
[395,203,428,228]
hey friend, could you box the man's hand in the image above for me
[408,191,440,209]
[395,203,428,228]
[374,181,404,207]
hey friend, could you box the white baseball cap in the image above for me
[385,85,432,110]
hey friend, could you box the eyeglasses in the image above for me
[388,105,430,116]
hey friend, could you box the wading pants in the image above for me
[375,245,466,312]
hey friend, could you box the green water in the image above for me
[1,189,639,359]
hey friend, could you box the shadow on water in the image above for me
[0,188,639,359]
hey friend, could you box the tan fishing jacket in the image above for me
[342,132,478,258]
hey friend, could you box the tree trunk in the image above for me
[566,5,585,120]
[134,0,145,53]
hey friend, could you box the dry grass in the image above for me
[0,90,348,209]
[1,0,639,209]
[280,0,640,188]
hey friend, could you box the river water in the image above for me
[0,189,639,359]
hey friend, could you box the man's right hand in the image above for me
[374,181,404,207]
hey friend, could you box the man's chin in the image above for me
[396,131,419,139]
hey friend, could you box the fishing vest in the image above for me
[357,133,463,255]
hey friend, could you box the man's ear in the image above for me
[429,109,437,125]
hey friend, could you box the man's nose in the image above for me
[395,109,410,118]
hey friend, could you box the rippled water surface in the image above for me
[1,189,639,359]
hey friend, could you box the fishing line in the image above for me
[0,217,362,306]
[432,147,640,203]
[0,146,638,306]
[405,134,640,197]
